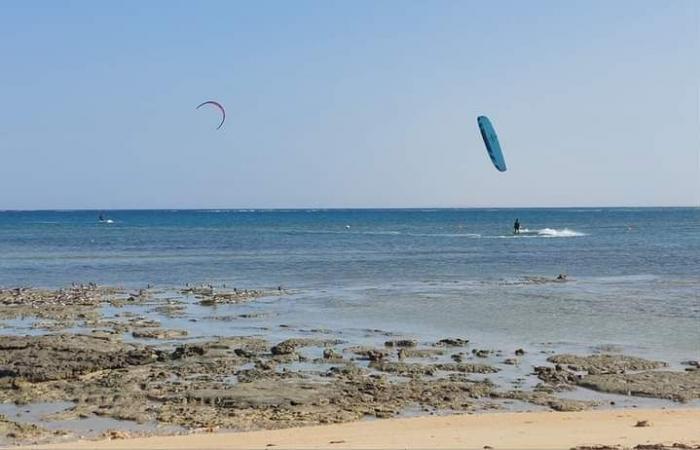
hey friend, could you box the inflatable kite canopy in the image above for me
[196,101,226,130]
[477,115,507,172]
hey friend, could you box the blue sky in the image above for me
[1,0,698,209]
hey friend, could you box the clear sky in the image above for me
[1,0,698,209]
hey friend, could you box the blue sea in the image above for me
[1,208,698,365]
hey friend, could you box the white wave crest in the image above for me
[531,228,586,237]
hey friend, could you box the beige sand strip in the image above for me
[26,408,700,450]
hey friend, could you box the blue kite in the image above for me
[477,116,507,172]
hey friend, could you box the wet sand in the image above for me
[23,408,700,449]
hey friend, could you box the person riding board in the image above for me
[513,218,520,235]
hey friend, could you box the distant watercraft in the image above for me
[98,214,113,224]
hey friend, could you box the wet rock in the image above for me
[515,348,525,356]
[271,338,338,356]
[171,344,207,360]
[132,329,188,340]
[635,419,651,427]
[503,358,518,365]
[548,354,666,374]
[398,348,444,359]
[0,286,109,324]
[89,330,120,340]
[270,340,298,356]
[434,363,499,374]
[534,365,580,390]
[434,338,469,347]
[578,370,700,402]
[384,339,417,348]
[0,335,156,382]
[255,360,276,371]
[369,362,437,377]
[236,366,293,384]
[234,348,256,358]
[0,285,118,308]
[151,304,186,318]
[4,333,515,436]
[345,346,389,361]
[322,348,342,360]
[472,349,492,358]
[184,380,332,409]
[187,287,279,305]
[366,350,386,362]
[326,365,367,378]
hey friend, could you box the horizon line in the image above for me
[1,205,698,213]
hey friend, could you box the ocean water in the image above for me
[1,208,699,362]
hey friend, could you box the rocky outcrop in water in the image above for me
[548,354,666,374]
[0,335,158,382]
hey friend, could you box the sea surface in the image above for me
[1,208,698,363]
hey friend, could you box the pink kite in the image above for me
[196,101,225,130]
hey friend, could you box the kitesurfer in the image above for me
[513,218,520,235]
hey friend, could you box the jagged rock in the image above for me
[384,339,417,348]
[171,345,207,360]
[434,338,469,347]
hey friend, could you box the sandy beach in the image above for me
[23,408,700,450]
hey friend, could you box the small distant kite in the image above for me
[477,115,507,172]
[196,101,226,130]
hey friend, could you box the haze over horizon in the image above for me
[2,1,699,209]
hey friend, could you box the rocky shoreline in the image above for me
[0,285,698,446]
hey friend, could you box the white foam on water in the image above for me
[487,228,587,238]
[535,227,586,237]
